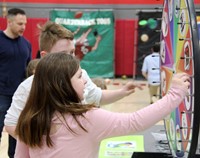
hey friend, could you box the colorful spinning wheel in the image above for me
[160,0,200,157]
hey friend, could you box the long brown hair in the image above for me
[16,52,94,148]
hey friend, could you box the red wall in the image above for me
[115,20,137,76]
[0,18,137,76]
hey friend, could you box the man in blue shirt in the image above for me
[0,8,31,158]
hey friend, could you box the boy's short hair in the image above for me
[38,21,74,52]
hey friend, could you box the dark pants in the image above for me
[8,135,16,158]
[0,95,16,158]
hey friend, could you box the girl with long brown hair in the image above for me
[15,52,190,158]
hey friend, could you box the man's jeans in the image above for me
[0,95,16,158]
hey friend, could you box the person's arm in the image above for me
[4,76,33,139]
[82,69,143,106]
[15,138,30,158]
[141,57,148,79]
[26,40,32,65]
[75,28,92,45]
[87,73,189,141]
[142,71,148,79]
[100,82,143,105]
[5,126,16,138]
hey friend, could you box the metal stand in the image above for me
[132,152,200,158]
[132,152,173,158]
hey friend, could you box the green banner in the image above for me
[50,10,114,77]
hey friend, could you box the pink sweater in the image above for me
[15,83,187,158]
